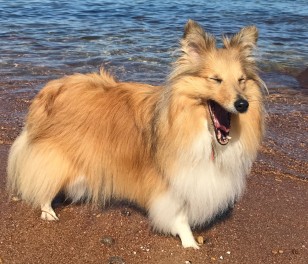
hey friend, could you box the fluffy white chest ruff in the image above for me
[170,121,251,226]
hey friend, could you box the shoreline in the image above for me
[0,82,307,263]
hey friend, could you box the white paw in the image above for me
[181,238,200,249]
[41,211,59,221]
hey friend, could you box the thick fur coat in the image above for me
[7,20,265,248]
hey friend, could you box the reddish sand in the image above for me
[0,81,307,264]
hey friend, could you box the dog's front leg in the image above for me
[171,210,199,249]
[149,191,199,249]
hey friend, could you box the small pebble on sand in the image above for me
[108,256,125,264]
[196,236,204,245]
[278,250,283,254]
[12,196,20,202]
[121,208,131,216]
[185,261,192,264]
[101,236,115,246]
[271,250,278,254]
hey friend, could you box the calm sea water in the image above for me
[0,0,307,90]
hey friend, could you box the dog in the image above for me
[7,20,265,249]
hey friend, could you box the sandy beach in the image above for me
[0,80,307,264]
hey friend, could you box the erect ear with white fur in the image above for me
[224,26,258,58]
[181,19,216,63]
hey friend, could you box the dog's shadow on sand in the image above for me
[52,192,234,234]
[51,192,148,216]
[195,206,234,233]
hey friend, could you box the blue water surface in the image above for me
[0,0,307,89]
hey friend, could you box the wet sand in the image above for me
[0,81,307,264]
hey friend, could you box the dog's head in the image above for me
[169,20,265,145]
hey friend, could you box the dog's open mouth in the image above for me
[208,100,231,145]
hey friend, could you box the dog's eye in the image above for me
[239,78,246,84]
[209,77,222,84]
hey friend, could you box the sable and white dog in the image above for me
[7,20,265,248]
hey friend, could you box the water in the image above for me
[0,0,307,90]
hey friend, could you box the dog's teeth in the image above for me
[217,132,221,139]
[227,136,232,140]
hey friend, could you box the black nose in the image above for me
[234,98,249,113]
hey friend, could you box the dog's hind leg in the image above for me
[149,191,199,249]
[41,203,59,221]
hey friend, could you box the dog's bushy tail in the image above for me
[7,129,29,198]
[6,129,71,207]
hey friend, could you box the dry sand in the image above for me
[0,81,307,264]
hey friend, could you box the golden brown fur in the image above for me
[7,20,265,248]
[23,69,166,207]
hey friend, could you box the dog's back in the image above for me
[7,69,163,209]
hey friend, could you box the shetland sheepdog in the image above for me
[7,20,265,248]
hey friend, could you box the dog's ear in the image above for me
[169,20,216,80]
[181,20,216,60]
[224,26,258,58]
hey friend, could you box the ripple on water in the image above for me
[0,0,307,86]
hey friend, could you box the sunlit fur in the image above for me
[7,20,265,248]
